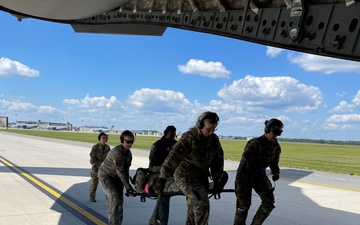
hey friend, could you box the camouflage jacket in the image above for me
[236,135,281,183]
[89,143,111,168]
[98,145,133,190]
[149,136,177,170]
[159,128,224,186]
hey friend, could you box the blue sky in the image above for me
[1,11,360,141]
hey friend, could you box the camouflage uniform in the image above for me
[159,128,224,225]
[98,145,133,225]
[89,143,110,201]
[234,135,281,225]
[149,136,177,225]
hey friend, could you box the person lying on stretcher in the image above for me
[131,168,230,198]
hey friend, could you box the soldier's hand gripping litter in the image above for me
[153,178,166,193]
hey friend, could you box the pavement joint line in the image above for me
[282,177,360,192]
[0,155,107,225]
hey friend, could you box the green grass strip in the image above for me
[1,129,359,176]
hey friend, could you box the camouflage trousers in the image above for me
[150,194,171,225]
[234,175,275,225]
[90,172,99,198]
[149,178,178,225]
[99,174,125,225]
[176,177,210,225]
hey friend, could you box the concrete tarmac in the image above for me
[0,131,359,225]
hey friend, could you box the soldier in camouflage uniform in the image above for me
[89,132,111,202]
[148,125,177,225]
[233,118,283,225]
[153,111,224,225]
[98,130,136,225]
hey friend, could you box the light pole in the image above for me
[15,114,17,122]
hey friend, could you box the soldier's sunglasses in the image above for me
[272,128,283,136]
[123,139,134,144]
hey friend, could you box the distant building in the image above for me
[134,130,161,136]
[0,116,8,128]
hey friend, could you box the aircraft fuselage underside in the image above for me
[2,1,360,62]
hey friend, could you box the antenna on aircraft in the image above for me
[11,13,28,22]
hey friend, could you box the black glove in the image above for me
[213,181,223,195]
[211,181,223,200]
[153,178,166,193]
[272,173,280,181]
[125,187,137,197]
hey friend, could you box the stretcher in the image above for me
[127,188,236,202]
[127,170,234,202]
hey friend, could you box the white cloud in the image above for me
[8,101,36,111]
[63,94,122,109]
[352,90,360,106]
[288,53,360,74]
[266,46,283,58]
[0,98,64,123]
[329,101,355,113]
[61,95,126,124]
[128,88,193,113]
[217,75,323,113]
[329,90,360,116]
[321,123,338,130]
[321,121,358,131]
[327,114,360,122]
[336,91,347,97]
[277,115,291,123]
[2,86,358,140]
[0,57,40,78]
[0,99,11,108]
[37,105,60,114]
[178,59,231,78]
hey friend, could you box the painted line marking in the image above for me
[0,156,107,225]
[223,169,360,193]
[282,177,360,192]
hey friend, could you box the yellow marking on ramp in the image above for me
[0,156,106,225]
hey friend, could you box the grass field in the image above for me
[1,129,359,176]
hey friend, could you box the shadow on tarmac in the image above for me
[1,164,359,225]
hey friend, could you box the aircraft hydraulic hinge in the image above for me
[288,0,306,42]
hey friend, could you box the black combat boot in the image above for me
[233,208,248,225]
[89,195,96,202]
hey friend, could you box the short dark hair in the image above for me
[98,132,108,141]
[164,125,176,136]
[264,118,283,134]
[120,130,135,143]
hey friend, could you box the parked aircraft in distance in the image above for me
[46,124,69,130]
[92,125,114,133]
[14,120,40,129]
